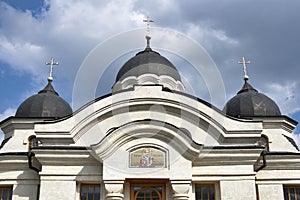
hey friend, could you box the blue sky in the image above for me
[0,0,300,143]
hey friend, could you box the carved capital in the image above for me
[104,180,124,200]
[170,180,191,200]
[106,193,124,200]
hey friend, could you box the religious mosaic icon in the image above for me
[140,148,154,167]
[129,146,167,168]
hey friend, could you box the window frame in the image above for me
[28,135,39,150]
[258,134,270,151]
[80,183,101,200]
[0,185,13,200]
[283,185,300,200]
[195,183,217,200]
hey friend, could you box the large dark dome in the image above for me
[15,81,72,118]
[223,81,281,118]
[115,47,181,82]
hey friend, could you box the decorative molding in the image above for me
[113,74,185,92]
[91,120,202,161]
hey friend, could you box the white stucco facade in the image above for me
[0,83,299,200]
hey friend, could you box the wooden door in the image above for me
[130,180,166,200]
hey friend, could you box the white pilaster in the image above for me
[104,180,124,200]
[170,180,191,200]
[257,184,284,200]
[39,180,76,200]
[220,179,256,200]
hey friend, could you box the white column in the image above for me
[104,180,124,200]
[257,184,284,200]
[39,180,76,200]
[170,180,191,200]
[220,179,256,200]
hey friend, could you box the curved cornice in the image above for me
[34,86,263,145]
[91,119,203,161]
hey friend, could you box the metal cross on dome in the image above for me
[238,56,251,81]
[45,58,59,81]
[143,16,154,38]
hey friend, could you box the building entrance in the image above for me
[130,180,166,200]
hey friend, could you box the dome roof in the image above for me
[15,81,72,118]
[115,46,181,82]
[223,81,281,118]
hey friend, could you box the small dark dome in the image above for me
[223,81,281,118]
[15,81,72,118]
[115,47,181,82]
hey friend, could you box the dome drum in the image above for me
[113,74,185,92]
[113,47,184,92]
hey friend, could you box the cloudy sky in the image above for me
[0,0,300,143]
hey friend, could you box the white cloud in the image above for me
[0,0,145,82]
[0,35,47,73]
[0,0,299,122]
[0,0,150,106]
[265,81,300,115]
[0,0,238,84]
[44,0,144,39]
[0,108,16,121]
[0,108,16,143]
[185,23,239,52]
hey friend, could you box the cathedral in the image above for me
[0,27,300,200]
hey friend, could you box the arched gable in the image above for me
[34,86,262,148]
[91,119,202,161]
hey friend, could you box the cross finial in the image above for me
[143,16,154,38]
[238,56,251,81]
[143,16,154,48]
[45,58,59,82]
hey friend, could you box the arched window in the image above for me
[257,135,269,151]
[28,136,38,150]
[130,181,165,200]
[134,186,162,200]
